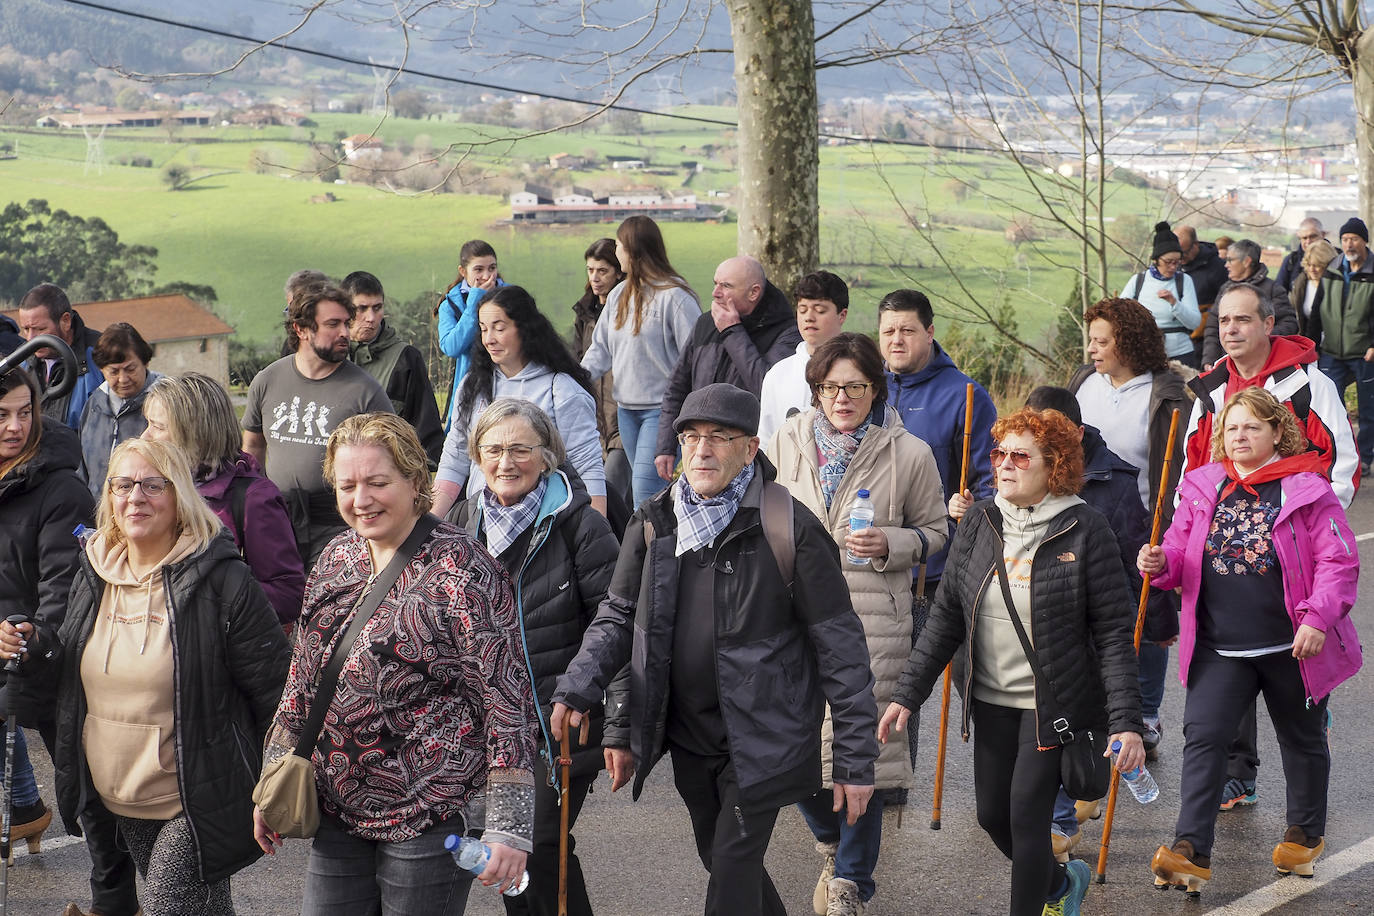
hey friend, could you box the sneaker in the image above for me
[825,877,863,916]
[813,841,838,915]
[1051,824,1082,864]
[1218,777,1258,811]
[1141,718,1162,759]
[1273,825,1324,877]
[1043,859,1090,915]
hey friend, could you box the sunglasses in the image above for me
[989,448,1035,469]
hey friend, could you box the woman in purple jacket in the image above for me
[1140,387,1361,895]
[142,372,305,629]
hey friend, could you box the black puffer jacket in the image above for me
[1202,263,1298,366]
[0,423,93,724]
[893,500,1142,747]
[458,468,626,774]
[38,532,290,884]
[553,456,878,812]
[653,281,802,457]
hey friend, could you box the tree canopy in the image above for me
[0,198,159,304]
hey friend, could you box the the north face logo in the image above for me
[1057,551,1076,562]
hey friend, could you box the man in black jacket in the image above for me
[342,271,445,468]
[552,384,877,916]
[653,256,801,480]
[1178,225,1230,367]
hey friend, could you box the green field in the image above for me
[0,111,1169,351]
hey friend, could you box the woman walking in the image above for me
[1141,388,1361,894]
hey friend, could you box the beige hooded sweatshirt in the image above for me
[972,492,1084,710]
[80,529,199,819]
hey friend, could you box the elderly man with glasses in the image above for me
[1200,238,1297,369]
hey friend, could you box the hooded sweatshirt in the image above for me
[80,529,200,819]
[972,492,1085,709]
[436,360,605,498]
[580,282,701,410]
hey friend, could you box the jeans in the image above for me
[1138,642,1169,721]
[8,725,39,808]
[618,406,670,509]
[1318,353,1374,463]
[301,815,475,916]
[670,745,785,916]
[1051,790,1078,836]
[796,788,886,902]
[1174,649,1328,858]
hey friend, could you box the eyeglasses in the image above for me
[107,476,171,497]
[1157,256,1182,267]
[989,448,1035,469]
[477,443,538,462]
[677,432,745,448]
[1225,255,1247,263]
[815,382,874,400]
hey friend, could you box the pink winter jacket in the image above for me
[1154,463,1362,702]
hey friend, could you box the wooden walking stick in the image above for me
[931,383,976,830]
[557,732,573,915]
[1094,408,1180,883]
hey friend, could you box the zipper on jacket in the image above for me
[162,566,205,873]
[515,518,559,783]
[733,805,747,838]
[1330,518,1353,556]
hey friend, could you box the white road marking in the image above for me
[11,833,84,858]
[1356,532,1374,542]
[1205,834,1374,914]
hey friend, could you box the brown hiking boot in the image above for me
[1151,838,1212,897]
[1273,825,1324,877]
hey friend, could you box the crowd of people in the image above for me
[0,212,1365,916]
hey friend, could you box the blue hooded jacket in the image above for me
[885,341,996,581]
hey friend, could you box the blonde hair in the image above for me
[468,398,565,476]
[96,439,224,551]
[1303,239,1339,273]
[1210,387,1308,462]
[323,412,433,515]
[145,373,241,476]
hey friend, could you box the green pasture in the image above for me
[0,112,1170,348]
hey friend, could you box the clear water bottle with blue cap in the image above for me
[846,489,875,566]
[444,835,529,896]
[1112,739,1159,804]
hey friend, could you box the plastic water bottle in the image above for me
[1112,739,1159,804]
[444,835,529,896]
[74,524,93,548]
[846,489,876,566]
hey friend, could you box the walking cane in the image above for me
[0,614,30,915]
[1094,408,1180,883]
[931,383,975,830]
[557,732,573,916]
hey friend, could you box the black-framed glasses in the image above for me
[477,443,539,462]
[816,382,873,400]
[677,432,745,449]
[989,448,1035,469]
[107,476,171,497]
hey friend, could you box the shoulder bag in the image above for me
[992,551,1110,801]
[252,514,440,837]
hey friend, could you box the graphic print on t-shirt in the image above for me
[1205,495,1279,577]
[267,398,337,445]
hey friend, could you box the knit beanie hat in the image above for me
[1151,221,1182,260]
[1339,216,1368,243]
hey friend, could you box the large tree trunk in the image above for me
[1355,29,1374,216]
[726,0,818,295]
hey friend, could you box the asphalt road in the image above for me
[13,493,1374,915]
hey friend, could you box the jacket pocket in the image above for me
[82,715,180,806]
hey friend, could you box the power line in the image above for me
[53,0,1358,160]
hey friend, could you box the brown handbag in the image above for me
[252,516,439,837]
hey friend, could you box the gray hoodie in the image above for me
[580,282,701,410]
[436,360,606,498]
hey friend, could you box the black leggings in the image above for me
[972,700,1067,916]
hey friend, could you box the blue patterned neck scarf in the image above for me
[673,463,755,556]
[813,409,872,509]
[481,475,548,557]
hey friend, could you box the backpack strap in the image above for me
[759,481,795,591]
[227,475,252,558]
[1176,273,1185,301]
[1129,272,1145,301]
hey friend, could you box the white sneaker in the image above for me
[813,841,838,915]
[826,877,863,916]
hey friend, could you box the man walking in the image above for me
[552,384,877,916]
[1314,216,1374,472]
[757,270,849,445]
[242,282,392,568]
[15,283,102,429]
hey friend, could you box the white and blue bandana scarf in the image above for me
[673,463,755,556]
[481,475,548,557]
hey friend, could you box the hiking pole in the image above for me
[557,732,572,916]
[931,383,975,830]
[1094,408,1180,884]
[0,614,30,915]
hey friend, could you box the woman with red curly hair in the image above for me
[880,407,1144,916]
[1068,296,1189,757]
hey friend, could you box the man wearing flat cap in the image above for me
[552,383,878,916]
